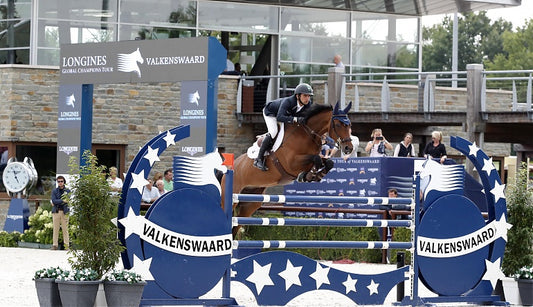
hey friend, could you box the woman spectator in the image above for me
[365,128,393,157]
[423,131,447,164]
[394,132,416,157]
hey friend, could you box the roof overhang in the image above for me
[213,0,521,16]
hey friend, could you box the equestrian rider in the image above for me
[253,83,314,171]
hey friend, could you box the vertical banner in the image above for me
[56,84,83,174]
[179,81,209,156]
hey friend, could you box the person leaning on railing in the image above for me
[423,131,447,164]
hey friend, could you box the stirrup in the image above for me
[253,159,268,171]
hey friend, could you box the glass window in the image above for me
[352,40,387,67]
[37,48,60,66]
[38,0,118,23]
[0,0,32,19]
[280,7,349,37]
[120,24,195,41]
[280,35,348,64]
[198,1,278,33]
[120,0,196,27]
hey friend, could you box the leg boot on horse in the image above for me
[253,134,273,171]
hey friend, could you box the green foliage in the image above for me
[67,151,124,279]
[422,12,513,72]
[485,21,533,71]
[57,268,99,281]
[388,227,412,264]
[104,269,144,284]
[514,266,533,279]
[20,207,54,244]
[34,266,65,280]
[502,163,533,276]
[0,231,21,247]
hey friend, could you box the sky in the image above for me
[422,0,533,28]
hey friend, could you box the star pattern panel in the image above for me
[231,251,409,305]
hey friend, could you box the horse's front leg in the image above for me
[296,155,324,182]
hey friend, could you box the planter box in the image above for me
[17,241,53,249]
[56,280,100,307]
[35,278,62,307]
[518,279,533,306]
[104,280,146,307]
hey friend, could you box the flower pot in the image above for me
[35,278,62,307]
[56,280,100,307]
[104,280,146,307]
[518,279,533,306]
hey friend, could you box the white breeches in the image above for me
[263,110,279,138]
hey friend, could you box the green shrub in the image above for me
[502,163,533,276]
[242,212,408,263]
[0,231,21,247]
[19,207,55,244]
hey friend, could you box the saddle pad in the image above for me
[246,123,285,159]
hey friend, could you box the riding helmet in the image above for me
[294,83,314,96]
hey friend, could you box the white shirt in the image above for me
[341,135,359,158]
[141,186,159,203]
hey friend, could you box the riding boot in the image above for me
[253,134,273,171]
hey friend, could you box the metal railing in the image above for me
[235,69,533,119]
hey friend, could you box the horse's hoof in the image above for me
[296,172,306,182]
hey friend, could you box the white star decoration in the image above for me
[342,275,357,294]
[143,146,160,166]
[118,207,145,239]
[482,157,496,175]
[246,260,274,295]
[494,213,513,242]
[278,260,303,291]
[309,262,330,289]
[163,131,176,147]
[132,254,154,281]
[490,181,506,203]
[367,279,379,295]
[468,142,480,157]
[482,258,505,289]
[130,170,149,194]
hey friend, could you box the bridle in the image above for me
[331,115,352,146]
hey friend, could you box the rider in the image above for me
[253,83,314,171]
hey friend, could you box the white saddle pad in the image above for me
[247,123,285,159]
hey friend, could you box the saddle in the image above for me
[246,123,285,159]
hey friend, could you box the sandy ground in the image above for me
[0,247,513,307]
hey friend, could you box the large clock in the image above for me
[2,157,38,195]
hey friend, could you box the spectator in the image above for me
[393,133,416,157]
[388,188,398,198]
[423,130,447,164]
[330,127,359,160]
[365,128,393,157]
[152,171,163,183]
[333,54,344,68]
[155,179,166,197]
[141,179,159,206]
[107,166,123,195]
[51,176,70,250]
[320,134,334,158]
[163,168,173,192]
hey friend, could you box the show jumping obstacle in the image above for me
[118,127,509,306]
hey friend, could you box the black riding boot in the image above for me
[253,134,273,171]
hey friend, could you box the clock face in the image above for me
[2,162,31,193]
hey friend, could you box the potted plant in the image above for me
[56,268,100,306]
[514,266,533,305]
[502,163,533,305]
[103,269,146,307]
[55,151,125,307]
[33,266,64,307]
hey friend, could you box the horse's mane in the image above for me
[302,103,333,121]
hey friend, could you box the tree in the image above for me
[485,20,533,71]
[422,12,512,72]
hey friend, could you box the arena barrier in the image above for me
[117,129,509,306]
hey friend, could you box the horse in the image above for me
[222,101,353,236]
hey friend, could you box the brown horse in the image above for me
[222,101,353,236]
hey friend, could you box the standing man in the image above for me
[333,54,344,68]
[253,83,314,171]
[51,176,70,250]
[163,168,173,192]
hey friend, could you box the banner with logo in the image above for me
[59,38,214,84]
[57,37,226,173]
